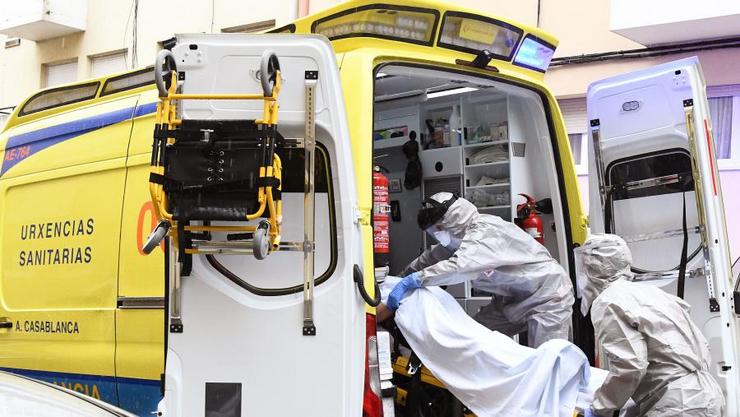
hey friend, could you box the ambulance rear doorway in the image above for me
[371,64,570,317]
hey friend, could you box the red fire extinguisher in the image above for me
[373,166,390,266]
[516,193,544,244]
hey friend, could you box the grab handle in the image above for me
[0,320,12,329]
[260,50,280,97]
[155,50,178,97]
[354,265,381,307]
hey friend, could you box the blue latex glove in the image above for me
[583,408,600,417]
[386,273,422,311]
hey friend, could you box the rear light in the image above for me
[363,313,384,417]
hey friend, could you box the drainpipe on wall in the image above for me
[299,0,310,18]
[287,0,298,21]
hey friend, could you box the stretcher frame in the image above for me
[149,67,284,254]
[146,50,320,336]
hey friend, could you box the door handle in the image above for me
[353,265,381,307]
[0,320,12,329]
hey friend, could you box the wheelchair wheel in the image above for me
[155,50,177,97]
[260,50,280,97]
[142,220,170,254]
[253,221,270,260]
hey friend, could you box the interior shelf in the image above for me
[463,140,508,148]
[476,205,510,211]
[466,183,510,190]
[465,161,508,169]
[374,136,409,149]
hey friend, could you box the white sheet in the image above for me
[381,277,613,417]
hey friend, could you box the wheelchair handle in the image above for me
[353,264,381,307]
[260,50,280,97]
[155,50,177,98]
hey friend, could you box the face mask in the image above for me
[427,227,460,250]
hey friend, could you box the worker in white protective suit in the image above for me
[386,192,574,348]
[576,234,724,417]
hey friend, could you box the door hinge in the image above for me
[354,206,370,226]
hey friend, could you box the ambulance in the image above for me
[0,1,737,416]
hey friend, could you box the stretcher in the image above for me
[380,277,615,417]
[390,356,592,417]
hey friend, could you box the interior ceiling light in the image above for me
[426,86,478,99]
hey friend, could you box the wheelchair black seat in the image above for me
[155,119,282,221]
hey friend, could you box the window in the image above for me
[568,133,584,163]
[707,86,740,169]
[19,82,99,116]
[558,98,588,174]
[206,145,337,295]
[43,60,77,88]
[708,96,733,159]
[100,67,154,96]
[437,12,523,60]
[90,50,128,78]
[312,4,440,46]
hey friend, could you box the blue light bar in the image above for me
[513,35,555,72]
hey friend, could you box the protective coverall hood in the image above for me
[574,234,633,316]
[436,196,478,239]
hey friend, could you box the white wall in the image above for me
[0,0,299,108]
[611,0,740,29]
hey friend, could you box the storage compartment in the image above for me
[419,147,462,178]
[372,64,568,309]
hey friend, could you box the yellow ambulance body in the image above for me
[0,1,586,415]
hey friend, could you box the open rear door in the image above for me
[587,57,739,413]
[157,35,365,417]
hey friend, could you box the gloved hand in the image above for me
[583,408,600,417]
[386,273,422,311]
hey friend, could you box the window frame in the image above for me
[709,93,740,170]
[42,59,78,89]
[436,11,524,61]
[205,143,338,296]
[88,49,129,79]
[567,132,588,176]
[18,81,100,117]
[311,4,441,47]
[100,67,155,97]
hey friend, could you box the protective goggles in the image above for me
[417,194,458,230]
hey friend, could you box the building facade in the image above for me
[1,0,739,259]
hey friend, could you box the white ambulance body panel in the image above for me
[587,57,740,415]
[159,35,365,417]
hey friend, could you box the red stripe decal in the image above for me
[704,119,718,196]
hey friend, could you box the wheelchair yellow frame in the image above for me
[149,70,284,252]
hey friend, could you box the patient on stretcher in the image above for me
[378,277,634,417]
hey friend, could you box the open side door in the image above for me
[157,35,365,417]
[587,57,739,413]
